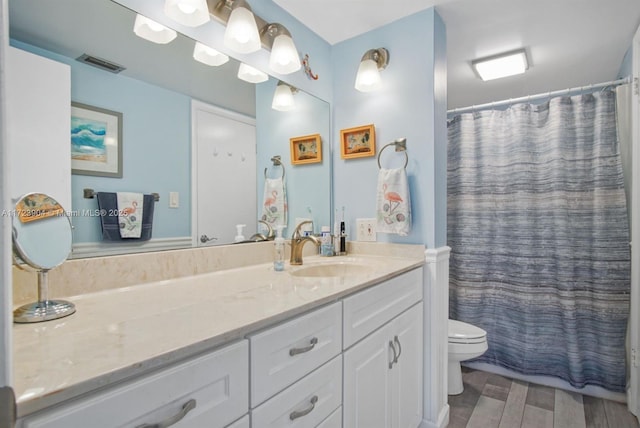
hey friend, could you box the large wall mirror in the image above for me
[8,0,331,256]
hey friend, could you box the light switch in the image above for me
[169,192,179,208]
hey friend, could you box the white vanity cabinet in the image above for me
[342,269,423,428]
[18,340,249,428]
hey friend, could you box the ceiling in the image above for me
[275,0,640,109]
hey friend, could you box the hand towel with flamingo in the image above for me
[116,192,143,238]
[376,168,411,236]
[261,177,287,227]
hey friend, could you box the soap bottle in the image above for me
[273,225,286,271]
[234,224,246,243]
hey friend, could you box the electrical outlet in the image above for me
[356,218,377,242]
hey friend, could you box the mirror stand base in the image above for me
[13,300,76,323]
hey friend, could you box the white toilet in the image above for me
[448,319,488,395]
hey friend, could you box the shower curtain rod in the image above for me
[447,76,631,115]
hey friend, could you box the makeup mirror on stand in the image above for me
[12,193,75,323]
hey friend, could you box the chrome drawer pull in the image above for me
[136,398,196,428]
[289,395,318,420]
[393,335,402,364]
[389,340,398,369]
[289,337,318,356]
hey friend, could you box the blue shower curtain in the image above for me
[447,90,631,392]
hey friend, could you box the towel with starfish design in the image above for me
[261,177,287,227]
[376,167,411,236]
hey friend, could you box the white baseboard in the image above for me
[71,236,192,258]
[420,404,449,428]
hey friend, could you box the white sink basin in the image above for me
[289,262,370,278]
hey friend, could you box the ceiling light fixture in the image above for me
[164,0,210,27]
[193,42,229,66]
[272,81,298,111]
[237,63,268,83]
[355,48,389,92]
[472,49,528,81]
[223,0,261,54]
[261,23,301,75]
[133,14,177,44]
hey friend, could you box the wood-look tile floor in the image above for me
[448,367,640,428]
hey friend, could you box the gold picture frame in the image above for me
[340,124,376,159]
[290,134,322,165]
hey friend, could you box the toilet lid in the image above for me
[448,319,487,340]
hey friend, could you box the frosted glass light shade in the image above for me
[224,6,261,54]
[237,63,268,83]
[269,34,301,75]
[193,42,229,66]
[164,0,209,27]
[133,14,177,44]
[473,50,528,81]
[354,59,382,92]
[272,84,295,111]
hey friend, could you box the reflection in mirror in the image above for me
[8,0,331,256]
[12,193,75,323]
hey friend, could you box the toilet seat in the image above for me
[448,319,487,344]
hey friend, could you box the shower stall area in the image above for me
[446,63,638,408]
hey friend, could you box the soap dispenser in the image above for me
[273,225,286,271]
[234,224,246,243]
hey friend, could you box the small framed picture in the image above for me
[71,102,123,178]
[340,124,376,159]
[290,134,322,165]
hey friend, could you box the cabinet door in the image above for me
[343,321,394,428]
[391,303,423,428]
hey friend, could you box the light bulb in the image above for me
[237,63,268,83]
[164,0,209,27]
[224,6,261,54]
[355,59,382,92]
[269,34,301,75]
[193,42,229,67]
[133,14,177,44]
[272,84,295,111]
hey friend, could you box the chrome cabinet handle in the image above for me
[289,395,318,421]
[389,340,398,369]
[136,398,196,428]
[289,337,318,356]
[393,335,402,364]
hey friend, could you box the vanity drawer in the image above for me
[251,356,342,428]
[316,406,342,428]
[20,340,249,428]
[343,268,422,349]
[250,302,342,407]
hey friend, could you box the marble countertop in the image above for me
[13,253,424,417]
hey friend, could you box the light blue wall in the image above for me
[10,40,191,243]
[256,79,331,235]
[331,8,447,248]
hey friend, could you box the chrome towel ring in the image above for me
[377,138,408,169]
[264,155,285,179]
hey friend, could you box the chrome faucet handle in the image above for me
[292,220,313,239]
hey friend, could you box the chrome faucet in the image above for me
[290,220,320,265]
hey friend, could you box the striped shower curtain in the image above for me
[447,90,631,392]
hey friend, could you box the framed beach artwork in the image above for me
[290,134,322,165]
[340,124,376,159]
[71,102,123,178]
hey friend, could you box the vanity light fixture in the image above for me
[272,81,298,111]
[472,49,528,81]
[133,14,177,44]
[193,41,229,66]
[223,0,261,54]
[261,23,301,75]
[355,48,389,92]
[237,62,268,83]
[164,0,209,27]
